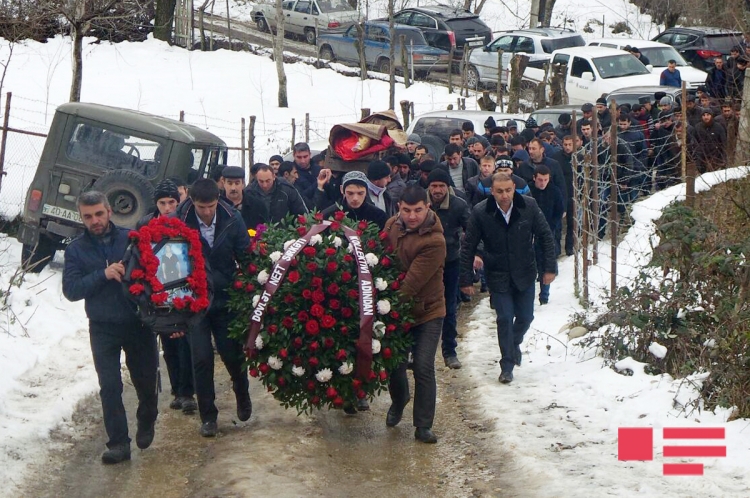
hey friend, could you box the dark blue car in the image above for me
[317,21,451,78]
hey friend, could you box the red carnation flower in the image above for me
[245,283,255,293]
[277,377,286,387]
[379,370,388,381]
[287,271,300,283]
[358,220,368,230]
[385,244,394,253]
[249,368,259,378]
[297,226,307,236]
[302,289,312,299]
[259,363,270,374]
[403,322,412,332]
[290,258,299,267]
[310,304,325,318]
[306,262,318,272]
[233,280,244,290]
[335,349,347,361]
[284,294,295,304]
[247,263,258,273]
[311,395,321,405]
[379,230,388,240]
[151,292,169,305]
[326,386,338,399]
[333,396,344,407]
[329,299,341,310]
[390,311,400,319]
[321,315,336,329]
[298,311,310,322]
[347,289,359,299]
[325,248,336,256]
[308,341,319,352]
[298,215,307,224]
[356,390,366,399]
[386,324,397,334]
[268,306,276,315]
[330,221,341,230]
[311,276,323,288]
[382,347,392,359]
[267,324,278,335]
[341,308,353,318]
[327,283,339,295]
[367,239,376,249]
[333,211,346,221]
[323,337,335,348]
[129,283,145,296]
[303,246,316,258]
[173,297,186,310]
[130,269,145,280]
[326,261,338,273]
[390,281,400,291]
[309,357,319,368]
[398,272,406,281]
[292,337,303,348]
[340,326,348,335]
[279,348,288,359]
[282,317,294,329]
[381,256,392,268]
[367,370,377,381]
[307,380,316,391]
[305,320,320,335]
[356,229,363,236]
[343,254,354,263]
[352,379,362,389]
[312,290,325,303]
[293,356,303,366]
[341,271,352,282]
[314,212,323,221]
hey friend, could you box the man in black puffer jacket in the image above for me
[318,171,388,229]
[246,163,307,223]
[63,191,158,465]
[426,168,470,370]
[459,173,556,384]
[175,179,252,438]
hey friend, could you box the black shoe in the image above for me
[498,371,513,384]
[135,420,155,449]
[566,249,574,257]
[414,427,438,444]
[386,404,404,427]
[444,356,462,369]
[514,345,522,367]
[169,397,182,410]
[479,284,488,293]
[180,396,197,415]
[343,403,357,415]
[200,421,218,437]
[236,392,252,422]
[460,292,472,303]
[356,398,370,411]
[101,444,131,464]
[539,298,548,305]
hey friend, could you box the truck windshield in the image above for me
[639,46,689,67]
[316,0,355,12]
[541,35,585,54]
[593,54,650,79]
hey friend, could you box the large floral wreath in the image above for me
[123,217,211,334]
[228,212,414,413]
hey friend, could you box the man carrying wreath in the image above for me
[383,185,446,444]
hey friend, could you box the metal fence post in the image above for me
[0,92,11,194]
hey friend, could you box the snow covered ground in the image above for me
[461,168,750,497]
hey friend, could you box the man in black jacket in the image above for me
[552,136,576,256]
[705,57,728,99]
[176,179,252,437]
[318,171,388,229]
[426,168,470,370]
[527,138,566,253]
[246,164,307,223]
[221,166,270,231]
[440,143,479,192]
[290,142,321,205]
[63,191,158,464]
[528,165,564,304]
[459,173,556,383]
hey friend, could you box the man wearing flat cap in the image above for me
[220,166,270,232]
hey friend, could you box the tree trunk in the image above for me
[69,23,83,102]
[529,0,540,28]
[355,23,367,80]
[154,0,178,43]
[542,0,557,27]
[274,0,288,107]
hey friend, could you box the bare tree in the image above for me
[154,0,177,42]
[462,0,490,15]
[274,0,288,107]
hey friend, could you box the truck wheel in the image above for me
[305,28,316,45]
[21,234,59,273]
[93,170,155,228]
[256,15,269,33]
[378,58,391,74]
[520,80,537,104]
[320,45,334,61]
[420,134,446,160]
[415,70,428,80]
[466,65,480,90]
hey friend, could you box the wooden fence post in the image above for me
[447,46,455,94]
[399,100,411,129]
[571,110,580,299]
[0,92,11,193]
[400,35,410,88]
[291,118,296,150]
[361,108,371,120]
[609,100,618,297]
[497,49,504,112]
[240,117,246,170]
[179,110,185,122]
[248,115,256,166]
[410,102,414,121]
[305,112,310,143]
[591,109,599,265]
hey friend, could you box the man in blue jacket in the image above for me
[659,60,682,87]
[63,191,158,464]
[176,179,252,437]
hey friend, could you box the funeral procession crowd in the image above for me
[60,70,740,463]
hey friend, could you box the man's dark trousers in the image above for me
[490,282,535,374]
[441,259,460,359]
[389,317,443,428]
[162,335,194,397]
[565,198,575,255]
[190,307,248,423]
[89,320,158,449]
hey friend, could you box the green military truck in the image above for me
[17,102,228,271]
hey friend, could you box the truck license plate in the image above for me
[466,37,485,48]
[43,204,82,223]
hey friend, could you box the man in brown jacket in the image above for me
[383,184,446,444]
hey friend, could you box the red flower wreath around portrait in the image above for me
[127,216,210,313]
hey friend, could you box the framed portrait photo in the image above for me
[154,240,191,287]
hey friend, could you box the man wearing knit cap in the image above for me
[505,120,519,137]
[220,166,270,232]
[406,134,422,157]
[321,170,388,229]
[426,168,469,370]
[137,179,197,416]
[268,155,284,175]
[554,113,572,141]
[366,160,395,215]
[483,116,496,138]
[595,97,612,130]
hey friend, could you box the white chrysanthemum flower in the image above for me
[257,269,269,285]
[347,243,354,253]
[371,338,382,354]
[268,355,283,370]
[375,278,388,291]
[283,239,296,251]
[333,236,342,248]
[338,362,353,375]
[292,365,306,377]
[315,368,333,382]
[269,251,282,263]
[309,234,323,246]
[377,299,391,315]
[252,294,261,307]
[365,253,379,267]
[255,335,264,350]
[373,321,386,338]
